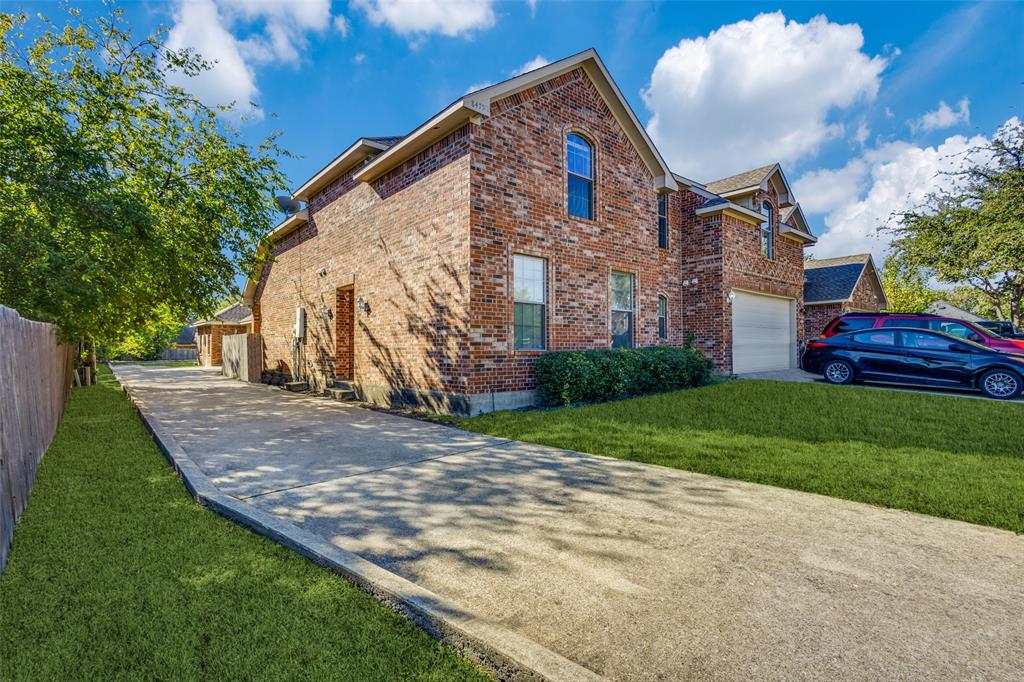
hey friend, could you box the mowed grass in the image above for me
[461,381,1024,533]
[0,366,486,681]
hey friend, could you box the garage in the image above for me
[732,291,795,373]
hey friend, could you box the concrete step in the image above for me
[284,381,309,392]
[325,387,356,401]
[332,379,356,391]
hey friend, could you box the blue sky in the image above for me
[18,1,1024,267]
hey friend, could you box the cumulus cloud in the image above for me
[166,0,262,119]
[795,126,1001,263]
[353,0,495,38]
[643,12,889,181]
[911,97,970,133]
[465,55,550,93]
[165,0,343,117]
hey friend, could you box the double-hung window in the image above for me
[657,194,668,248]
[513,255,546,350]
[610,271,634,349]
[658,295,668,340]
[567,134,593,220]
[760,201,774,259]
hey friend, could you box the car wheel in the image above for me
[822,359,854,385]
[978,369,1023,400]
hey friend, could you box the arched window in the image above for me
[760,200,774,259]
[658,295,668,339]
[567,133,593,220]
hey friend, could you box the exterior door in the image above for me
[732,292,794,373]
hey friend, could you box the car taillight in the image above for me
[807,341,828,349]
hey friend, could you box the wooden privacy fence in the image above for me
[0,305,76,573]
[157,346,197,362]
[221,333,263,383]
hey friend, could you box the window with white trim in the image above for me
[610,271,634,349]
[513,255,546,350]
[658,295,668,340]
[761,201,774,259]
[657,194,668,248]
[567,133,594,220]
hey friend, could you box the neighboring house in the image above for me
[157,324,198,362]
[192,302,253,367]
[243,49,816,414]
[927,300,982,322]
[803,254,888,340]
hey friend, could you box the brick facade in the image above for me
[253,63,810,412]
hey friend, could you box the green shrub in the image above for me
[533,346,714,406]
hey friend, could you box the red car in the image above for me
[820,313,1024,353]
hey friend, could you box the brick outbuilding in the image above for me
[244,49,817,414]
[803,254,888,340]
[193,302,252,367]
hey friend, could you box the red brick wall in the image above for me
[254,129,472,394]
[804,302,845,341]
[677,186,806,372]
[465,67,688,394]
[335,288,354,380]
[196,324,247,366]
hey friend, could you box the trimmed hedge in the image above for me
[532,346,714,406]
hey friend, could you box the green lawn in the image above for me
[0,367,485,681]
[461,381,1024,533]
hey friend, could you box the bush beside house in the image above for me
[533,346,714,406]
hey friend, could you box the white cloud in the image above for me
[911,97,970,133]
[165,0,347,117]
[351,52,366,65]
[353,0,495,38]
[797,126,998,263]
[464,55,550,93]
[853,119,870,147]
[166,0,262,119]
[643,12,889,181]
[514,55,550,76]
[334,15,351,38]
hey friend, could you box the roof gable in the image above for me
[804,253,887,306]
[353,49,677,192]
[704,163,794,206]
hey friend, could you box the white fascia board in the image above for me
[353,101,484,184]
[780,224,817,244]
[695,201,767,225]
[294,140,390,201]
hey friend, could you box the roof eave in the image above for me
[695,201,766,225]
[780,224,817,244]
[805,298,852,305]
[294,140,391,201]
[353,101,485,184]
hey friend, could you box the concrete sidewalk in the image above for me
[115,364,1024,681]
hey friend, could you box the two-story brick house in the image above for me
[243,49,816,414]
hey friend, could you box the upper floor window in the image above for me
[658,295,668,339]
[657,194,668,248]
[760,201,774,259]
[513,254,546,350]
[610,271,634,349]
[567,133,593,220]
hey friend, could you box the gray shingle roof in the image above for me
[804,255,870,303]
[704,164,777,195]
[171,325,196,345]
[193,302,251,326]
[365,136,403,147]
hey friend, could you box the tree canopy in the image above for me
[887,119,1024,327]
[880,254,939,314]
[0,8,287,342]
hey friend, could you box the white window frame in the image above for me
[513,254,547,350]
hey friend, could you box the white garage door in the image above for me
[732,292,794,373]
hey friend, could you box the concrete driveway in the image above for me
[115,364,1024,681]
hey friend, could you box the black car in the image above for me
[976,320,1018,339]
[801,327,1024,400]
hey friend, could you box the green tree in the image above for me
[880,254,939,313]
[99,305,185,360]
[0,8,286,347]
[887,119,1024,327]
